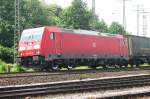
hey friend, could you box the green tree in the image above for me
[60,0,92,29]
[0,44,13,63]
[21,0,52,29]
[108,22,126,34]
[90,16,108,32]
[0,0,15,47]
[45,4,63,25]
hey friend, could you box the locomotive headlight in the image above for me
[37,50,40,54]
[20,52,23,56]
[19,47,25,51]
[35,50,40,54]
[34,45,40,49]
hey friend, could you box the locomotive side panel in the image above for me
[60,32,128,59]
[60,32,83,56]
[40,28,56,58]
[41,26,62,60]
[81,35,125,58]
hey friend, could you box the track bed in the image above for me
[1,68,150,86]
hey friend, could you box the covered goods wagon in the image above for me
[126,35,150,65]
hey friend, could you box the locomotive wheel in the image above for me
[114,65,119,68]
[130,63,134,68]
[124,63,128,68]
[67,66,72,70]
[51,65,60,70]
[66,65,74,70]
[102,65,107,69]
[51,63,61,70]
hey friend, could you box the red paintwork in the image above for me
[59,31,128,57]
[18,41,40,56]
[18,26,128,59]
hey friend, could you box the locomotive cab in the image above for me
[17,27,45,66]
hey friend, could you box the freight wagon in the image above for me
[126,35,150,66]
[17,26,129,70]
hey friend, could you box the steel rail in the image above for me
[0,74,150,98]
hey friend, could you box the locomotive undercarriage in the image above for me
[18,55,150,71]
[18,56,131,71]
[17,55,48,70]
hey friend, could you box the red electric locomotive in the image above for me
[17,26,129,70]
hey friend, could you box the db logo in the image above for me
[92,42,96,47]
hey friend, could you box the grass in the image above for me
[11,64,24,72]
[127,63,149,68]
[140,63,149,67]
[0,60,26,73]
[0,60,6,73]
[74,66,90,70]
[61,66,91,70]
[22,67,34,72]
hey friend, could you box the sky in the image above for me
[43,0,150,36]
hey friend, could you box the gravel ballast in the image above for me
[0,70,150,86]
[27,86,150,99]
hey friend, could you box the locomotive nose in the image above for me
[18,40,41,56]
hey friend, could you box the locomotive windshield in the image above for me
[20,27,44,41]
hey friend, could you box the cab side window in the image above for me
[50,32,55,40]
[123,38,127,45]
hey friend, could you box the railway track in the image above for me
[0,66,150,79]
[1,66,150,86]
[0,74,150,98]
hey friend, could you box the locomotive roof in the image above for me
[22,26,123,38]
[60,28,123,38]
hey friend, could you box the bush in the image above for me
[11,64,25,72]
[0,59,25,73]
[0,45,14,63]
[0,59,6,73]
